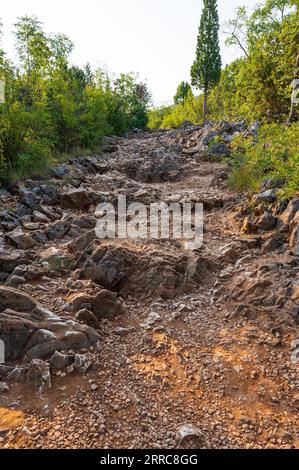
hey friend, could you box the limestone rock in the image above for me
[26,359,52,392]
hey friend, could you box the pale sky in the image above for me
[0,0,259,105]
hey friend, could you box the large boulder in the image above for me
[61,189,93,209]
[19,188,42,210]
[0,286,101,361]
[0,286,36,312]
[80,244,136,289]
[281,199,299,225]
[93,290,123,318]
[79,243,192,299]
[0,251,32,280]
[0,310,37,361]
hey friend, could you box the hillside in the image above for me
[0,121,298,449]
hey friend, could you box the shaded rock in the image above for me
[80,243,190,299]
[257,212,277,231]
[0,287,101,360]
[26,359,52,392]
[73,354,92,375]
[32,210,50,223]
[93,290,123,319]
[62,330,91,350]
[25,329,57,352]
[281,199,299,225]
[0,251,32,276]
[289,220,299,256]
[69,293,93,312]
[20,189,42,210]
[75,309,99,328]
[50,164,69,179]
[61,189,93,209]
[49,351,74,370]
[253,190,277,204]
[15,204,32,218]
[68,230,97,255]
[0,310,37,361]
[6,366,28,383]
[5,227,25,246]
[187,255,218,284]
[6,275,26,287]
[25,340,67,361]
[72,215,96,230]
[207,142,230,158]
[80,244,134,289]
[0,365,14,381]
[262,236,282,254]
[47,221,70,241]
[0,286,36,313]
[0,210,21,230]
[35,185,60,205]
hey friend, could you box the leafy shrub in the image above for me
[0,17,151,185]
[228,123,299,198]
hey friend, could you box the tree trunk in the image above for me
[287,52,299,125]
[203,91,208,121]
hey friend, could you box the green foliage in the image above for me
[217,0,298,121]
[174,81,192,105]
[148,0,298,201]
[150,1,298,127]
[147,106,172,129]
[148,92,204,129]
[191,0,221,101]
[0,16,150,184]
[228,123,299,198]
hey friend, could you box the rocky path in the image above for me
[0,122,298,449]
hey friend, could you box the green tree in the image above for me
[14,16,51,78]
[49,33,74,71]
[191,0,221,119]
[174,81,192,104]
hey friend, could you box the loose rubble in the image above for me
[0,121,298,449]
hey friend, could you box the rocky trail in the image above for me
[0,121,298,449]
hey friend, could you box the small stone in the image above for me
[0,382,9,393]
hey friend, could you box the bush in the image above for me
[0,17,151,185]
[148,93,204,130]
[228,123,299,198]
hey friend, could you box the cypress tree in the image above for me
[191,0,222,120]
